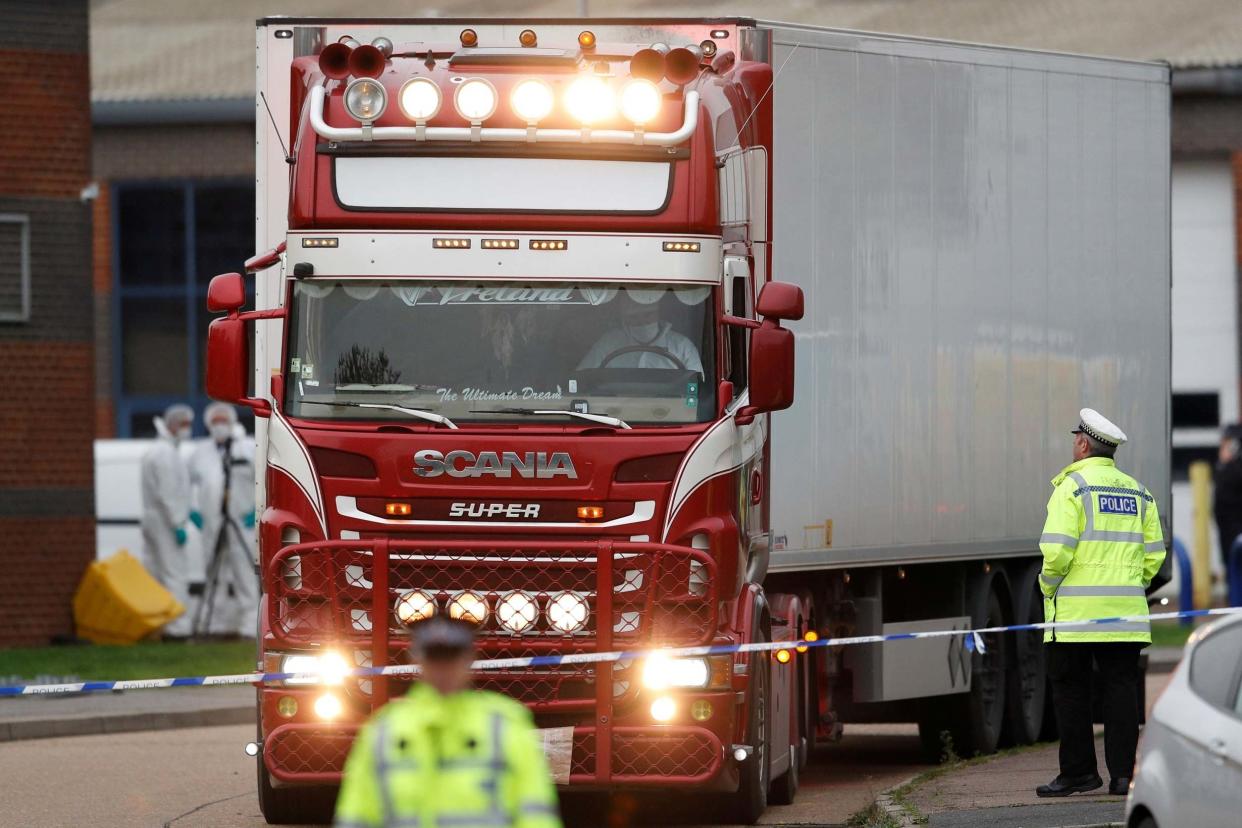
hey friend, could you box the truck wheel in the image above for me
[257,749,336,824]
[727,632,769,824]
[919,581,1008,759]
[1003,563,1046,745]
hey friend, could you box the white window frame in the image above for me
[0,213,30,323]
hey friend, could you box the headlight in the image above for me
[399,78,442,121]
[454,78,498,121]
[394,589,436,626]
[344,78,387,122]
[546,591,589,633]
[496,591,539,633]
[565,76,615,125]
[641,653,710,689]
[619,80,662,124]
[281,651,351,686]
[510,79,555,123]
[448,590,490,624]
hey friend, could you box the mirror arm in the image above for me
[237,307,287,322]
[734,406,759,425]
[721,314,761,330]
[245,241,286,273]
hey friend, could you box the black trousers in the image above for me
[1046,642,1143,781]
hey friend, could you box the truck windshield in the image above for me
[285,280,716,425]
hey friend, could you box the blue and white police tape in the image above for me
[2,606,1237,697]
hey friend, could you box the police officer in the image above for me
[1036,408,1166,798]
[335,616,562,828]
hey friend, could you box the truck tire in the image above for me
[917,578,1009,759]
[257,746,336,824]
[727,631,769,824]
[1003,562,1047,745]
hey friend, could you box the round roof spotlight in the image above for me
[565,75,616,125]
[650,42,670,54]
[344,77,387,123]
[699,39,718,58]
[620,79,663,125]
[459,28,478,47]
[454,78,498,122]
[349,44,386,79]
[371,37,394,58]
[578,30,597,50]
[337,35,361,48]
[519,28,538,48]
[318,42,352,80]
[629,48,666,82]
[399,77,442,121]
[665,47,700,85]
[510,78,554,123]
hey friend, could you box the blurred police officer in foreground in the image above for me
[335,616,562,828]
[1036,409,1166,798]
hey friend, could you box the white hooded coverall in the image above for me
[189,423,259,637]
[141,415,193,636]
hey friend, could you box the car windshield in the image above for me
[285,280,716,425]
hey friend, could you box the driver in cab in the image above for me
[577,295,703,374]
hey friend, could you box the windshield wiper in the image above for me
[313,400,458,429]
[470,407,631,430]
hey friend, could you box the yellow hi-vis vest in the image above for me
[1039,456,1166,644]
[334,682,562,828]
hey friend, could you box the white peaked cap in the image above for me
[1074,408,1127,448]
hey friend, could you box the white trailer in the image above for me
[760,23,1171,753]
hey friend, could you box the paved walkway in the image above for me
[901,669,1173,828]
[0,685,253,741]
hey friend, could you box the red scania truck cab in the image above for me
[210,19,809,825]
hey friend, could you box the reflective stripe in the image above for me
[1069,472,1094,532]
[1040,573,1065,589]
[1145,540,1165,552]
[439,815,511,827]
[521,803,559,816]
[1058,620,1150,633]
[1079,530,1145,544]
[1141,489,1149,523]
[1056,585,1146,597]
[1040,533,1079,549]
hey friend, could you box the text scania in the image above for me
[414,449,577,479]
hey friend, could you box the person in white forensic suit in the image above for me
[141,403,195,638]
[577,294,703,375]
[189,402,259,637]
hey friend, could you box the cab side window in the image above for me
[1189,624,1242,714]
[727,274,752,392]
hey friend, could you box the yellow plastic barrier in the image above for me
[73,550,185,644]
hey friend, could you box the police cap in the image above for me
[410,616,477,660]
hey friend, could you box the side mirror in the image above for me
[207,272,245,312]
[205,271,276,416]
[755,281,804,321]
[736,281,802,424]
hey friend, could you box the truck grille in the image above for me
[266,539,719,711]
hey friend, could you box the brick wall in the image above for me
[0,0,94,646]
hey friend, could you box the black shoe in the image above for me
[1036,774,1104,797]
[1109,777,1131,796]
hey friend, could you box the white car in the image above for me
[1127,613,1242,827]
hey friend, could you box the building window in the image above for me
[0,213,31,322]
[1172,392,1220,429]
[112,180,254,437]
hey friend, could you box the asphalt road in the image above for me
[0,722,926,827]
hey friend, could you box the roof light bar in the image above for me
[433,238,471,249]
[309,85,700,147]
[301,237,338,248]
[481,239,519,250]
[663,241,701,252]
[530,240,568,251]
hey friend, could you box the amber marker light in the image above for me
[775,648,792,664]
[577,505,605,521]
[459,28,478,47]
[578,30,597,50]
[797,629,819,654]
[519,29,538,47]
[385,502,412,516]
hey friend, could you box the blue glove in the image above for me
[188,511,203,530]
[244,510,256,529]
[174,526,188,547]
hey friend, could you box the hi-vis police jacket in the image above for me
[335,682,561,828]
[1039,456,1166,644]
